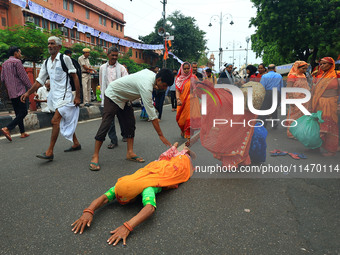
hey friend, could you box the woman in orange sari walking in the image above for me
[286,61,311,138]
[312,57,339,156]
[175,62,200,143]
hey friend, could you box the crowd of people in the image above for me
[1,35,339,245]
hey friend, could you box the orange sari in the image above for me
[286,61,311,138]
[176,63,201,138]
[115,147,192,205]
[312,58,339,153]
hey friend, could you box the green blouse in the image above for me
[105,186,162,208]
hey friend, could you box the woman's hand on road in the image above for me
[107,225,130,246]
[71,212,93,234]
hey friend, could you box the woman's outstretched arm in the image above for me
[71,194,109,234]
[107,204,155,246]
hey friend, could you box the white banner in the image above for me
[11,0,26,8]
[28,0,43,15]
[42,8,55,21]
[64,18,75,29]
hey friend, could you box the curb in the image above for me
[0,105,103,135]
[0,96,171,136]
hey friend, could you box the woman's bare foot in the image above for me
[173,142,179,148]
[184,146,197,159]
[322,152,336,157]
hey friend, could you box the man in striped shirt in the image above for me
[1,46,32,141]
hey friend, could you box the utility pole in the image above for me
[161,0,167,68]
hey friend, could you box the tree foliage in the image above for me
[139,11,207,69]
[69,43,107,66]
[249,0,340,66]
[0,23,61,63]
[118,49,149,73]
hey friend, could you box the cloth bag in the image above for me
[289,111,324,149]
[249,122,268,163]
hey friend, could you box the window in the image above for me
[135,51,137,58]
[69,1,74,12]
[99,16,106,26]
[139,52,141,59]
[34,16,40,26]
[85,9,90,19]
[42,19,48,29]
[91,36,94,44]
[76,31,80,40]
[116,23,118,30]
[63,0,68,10]
[99,39,103,46]
[104,41,107,47]
[111,21,113,28]
[50,22,56,30]
[63,28,69,37]
[120,25,122,32]
[70,29,75,39]
[96,37,99,45]
[2,17,6,26]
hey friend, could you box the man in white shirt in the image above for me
[34,79,51,113]
[21,36,81,161]
[99,46,128,149]
[89,68,174,171]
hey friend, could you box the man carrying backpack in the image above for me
[64,49,83,103]
[21,36,82,161]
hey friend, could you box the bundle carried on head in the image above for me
[240,81,265,110]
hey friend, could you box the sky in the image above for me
[102,0,261,70]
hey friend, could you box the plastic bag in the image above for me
[289,111,324,149]
[249,123,268,163]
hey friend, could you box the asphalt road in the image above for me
[1,105,339,255]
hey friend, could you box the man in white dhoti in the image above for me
[21,36,81,161]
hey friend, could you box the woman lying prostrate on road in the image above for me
[71,142,196,246]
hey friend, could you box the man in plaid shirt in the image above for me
[1,46,32,141]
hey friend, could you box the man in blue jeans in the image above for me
[1,46,32,141]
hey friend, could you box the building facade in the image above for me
[0,0,159,65]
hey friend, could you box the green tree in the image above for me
[70,43,106,66]
[0,23,60,63]
[118,51,149,74]
[139,11,207,68]
[249,0,340,67]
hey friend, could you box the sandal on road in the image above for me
[270,150,288,156]
[1,128,12,141]
[89,162,100,171]
[288,153,300,160]
[126,156,145,163]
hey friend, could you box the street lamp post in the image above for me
[209,12,234,70]
[245,36,250,67]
